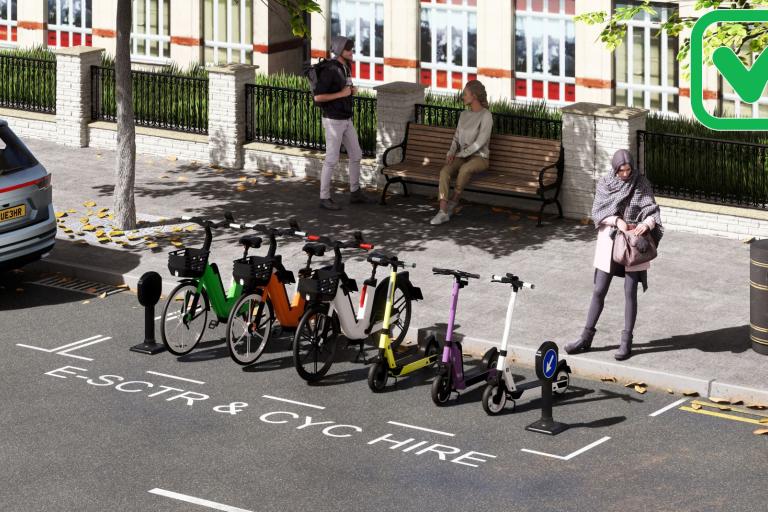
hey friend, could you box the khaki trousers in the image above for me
[438,156,489,201]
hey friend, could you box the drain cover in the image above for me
[32,275,127,296]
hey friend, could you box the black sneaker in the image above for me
[319,198,341,210]
[350,189,375,204]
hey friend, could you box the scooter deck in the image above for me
[510,379,541,400]
[389,345,438,376]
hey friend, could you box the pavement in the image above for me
[1,274,766,512]
[18,137,768,405]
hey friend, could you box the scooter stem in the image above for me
[500,288,518,351]
[445,278,461,343]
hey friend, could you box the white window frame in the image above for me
[0,0,17,48]
[420,0,478,92]
[204,0,253,66]
[515,0,576,106]
[48,0,92,49]
[615,2,679,113]
[131,0,171,64]
[331,0,384,86]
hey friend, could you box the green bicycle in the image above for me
[160,213,269,356]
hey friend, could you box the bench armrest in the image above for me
[538,161,560,189]
[382,141,406,169]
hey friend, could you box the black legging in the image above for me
[585,269,640,333]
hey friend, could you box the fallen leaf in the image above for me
[109,230,124,237]
[744,237,755,244]
[98,207,109,213]
[116,284,129,289]
[85,287,98,294]
[55,211,67,218]
[83,201,96,207]
[747,404,767,410]
[62,228,73,234]
[171,227,182,232]
[759,418,768,424]
[107,214,114,220]
[67,235,75,239]
[683,391,700,397]
[160,175,170,179]
[82,225,96,232]
[80,217,90,224]
[263,170,275,176]
[166,155,177,161]
[580,217,591,225]
[691,403,702,410]
[82,300,90,304]
[634,385,647,394]
[97,212,108,219]
[709,397,731,404]
[666,388,675,394]
[171,241,183,247]
[753,428,768,435]
[66,209,76,214]
[275,175,282,181]
[491,207,507,213]
[184,225,196,232]
[98,292,107,299]
[94,229,105,238]
[177,176,188,182]
[732,400,744,406]
[97,237,111,244]
[146,242,159,249]
[236,184,247,192]
[509,215,521,221]
[248,178,258,184]
[625,381,647,388]
[238,176,247,181]
[127,235,141,241]
[600,377,617,383]
[527,215,539,221]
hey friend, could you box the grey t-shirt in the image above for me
[447,108,493,159]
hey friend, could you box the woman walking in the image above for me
[565,149,664,360]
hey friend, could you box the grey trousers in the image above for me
[320,117,363,200]
[585,269,641,334]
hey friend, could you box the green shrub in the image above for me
[0,46,56,113]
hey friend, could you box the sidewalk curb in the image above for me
[463,336,768,405]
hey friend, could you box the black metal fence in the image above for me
[0,55,56,114]
[245,84,377,157]
[414,104,562,140]
[638,130,768,209]
[91,66,208,134]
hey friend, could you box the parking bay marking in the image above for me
[521,436,611,461]
[17,335,112,361]
[649,398,689,417]
[149,488,251,512]
[387,420,455,437]
[145,370,205,385]
[263,394,325,410]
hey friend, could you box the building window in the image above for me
[131,0,170,62]
[514,0,575,104]
[615,2,679,113]
[47,0,92,48]
[0,0,17,46]
[330,0,384,84]
[419,0,477,91]
[204,0,253,65]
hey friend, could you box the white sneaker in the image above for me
[430,210,450,225]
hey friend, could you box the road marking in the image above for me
[649,398,689,417]
[680,406,764,425]
[17,335,111,361]
[17,335,103,353]
[386,420,455,437]
[262,395,325,410]
[57,337,112,361]
[148,488,252,512]
[156,313,180,321]
[521,436,611,461]
[145,371,205,385]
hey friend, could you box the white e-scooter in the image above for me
[481,273,571,415]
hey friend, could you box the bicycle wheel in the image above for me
[161,282,209,356]
[226,292,274,366]
[293,307,338,382]
[388,281,412,349]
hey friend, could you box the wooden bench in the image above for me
[380,123,564,225]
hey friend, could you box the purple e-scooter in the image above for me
[429,267,499,406]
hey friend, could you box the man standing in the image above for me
[313,35,372,210]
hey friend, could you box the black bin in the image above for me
[750,239,768,355]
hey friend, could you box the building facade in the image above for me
[0,0,763,118]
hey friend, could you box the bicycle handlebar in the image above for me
[432,267,480,280]
[491,273,534,289]
[181,215,228,228]
[367,252,415,269]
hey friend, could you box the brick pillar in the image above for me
[55,46,104,148]
[208,64,257,169]
[170,0,203,68]
[677,2,719,118]
[17,0,47,48]
[383,0,420,84]
[374,81,426,178]
[574,0,613,105]
[310,0,331,60]
[560,102,647,220]
[91,0,117,58]
[477,0,513,101]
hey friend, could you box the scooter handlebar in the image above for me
[490,274,534,289]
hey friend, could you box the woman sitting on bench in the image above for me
[430,80,494,225]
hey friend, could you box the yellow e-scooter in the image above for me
[367,252,440,392]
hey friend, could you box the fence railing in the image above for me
[245,84,377,157]
[414,104,562,140]
[91,66,208,134]
[0,55,56,114]
[638,130,768,209]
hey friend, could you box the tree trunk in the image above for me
[113,0,136,230]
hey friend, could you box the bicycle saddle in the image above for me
[303,242,326,257]
[239,235,263,249]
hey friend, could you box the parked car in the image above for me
[0,120,55,270]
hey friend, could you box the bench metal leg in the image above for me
[379,180,391,205]
[401,181,409,197]
[537,201,546,227]
[555,198,563,218]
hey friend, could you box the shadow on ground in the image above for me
[588,325,751,355]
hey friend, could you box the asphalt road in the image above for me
[1,269,766,512]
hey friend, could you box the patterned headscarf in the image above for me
[591,149,664,246]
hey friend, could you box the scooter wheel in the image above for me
[482,384,508,416]
[431,375,451,406]
[552,369,570,397]
[367,361,388,393]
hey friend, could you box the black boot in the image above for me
[564,327,596,354]
[614,330,633,361]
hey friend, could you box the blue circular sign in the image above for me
[542,348,557,380]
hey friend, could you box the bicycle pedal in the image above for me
[208,319,220,329]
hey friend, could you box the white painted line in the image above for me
[58,337,112,360]
[145,371,205,385]
[58,353,93,362]
[148,488,252,512]
[157,313,180,321]
[17,335,103,353]
[386,420,456,437]
[521,436,611,461]
[262,395,325,410]
[649,398,689,417]
[16,344,55,353]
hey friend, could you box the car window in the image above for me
[0,126,37,173]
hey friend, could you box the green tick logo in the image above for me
[692,9,768,130]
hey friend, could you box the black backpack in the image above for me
[304,58,334,102]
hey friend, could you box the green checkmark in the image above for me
[713,46,768,104]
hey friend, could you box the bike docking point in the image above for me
[525,341,568,436]
[130,271,166,355]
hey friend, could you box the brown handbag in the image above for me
[612,229,657,267]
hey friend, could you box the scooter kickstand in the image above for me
[353,343,369,364]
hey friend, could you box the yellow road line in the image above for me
[680,406,764,425]
[690,400,768,418]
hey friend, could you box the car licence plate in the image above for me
[0,204,26,223]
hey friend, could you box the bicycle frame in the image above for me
[195,264,243,322]
[329,277,383,341]
[263,272,305,327]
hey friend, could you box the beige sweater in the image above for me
[446,108,493,160]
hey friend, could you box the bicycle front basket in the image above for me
[168,248,210,278]
[232,255,273,289]
[297,269,339,302]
